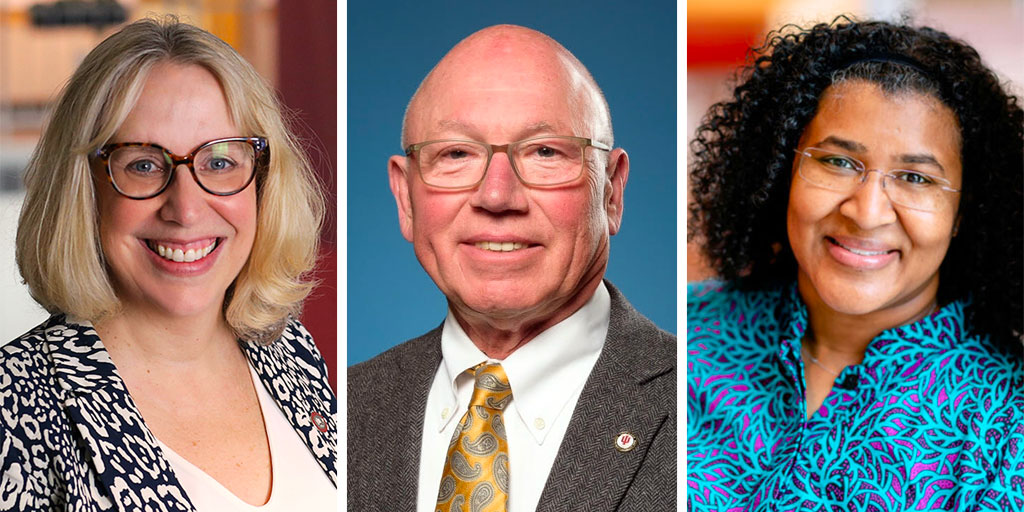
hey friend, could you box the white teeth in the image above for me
[475,241,526,252]
[152,240,217,263]
[835,240,888,256]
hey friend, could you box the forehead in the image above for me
[408,37,582,141]
[114,62,238,153]
[801,81,962,173]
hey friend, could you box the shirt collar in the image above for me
[438,282,611,444]
[778,282,969,382]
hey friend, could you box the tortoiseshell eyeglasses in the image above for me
[91,136,268,199]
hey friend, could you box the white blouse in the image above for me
[156,366,336,510]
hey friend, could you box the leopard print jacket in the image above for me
[0,315,336,511]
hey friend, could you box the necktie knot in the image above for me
[470,363,512,411]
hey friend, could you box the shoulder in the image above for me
[348,325,442,396]
[687,280,788,349]
[687,280,786,323]
[601,282,676,409]
[347,326,442,440]
[248,317,332,397]
[0,316,85,508]
[606,280,676,354]
[1,315,81,392]
[274,317,326,366]
[933,331,1024,409]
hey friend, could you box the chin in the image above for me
[801,268,899,317]
[120,284,226,320]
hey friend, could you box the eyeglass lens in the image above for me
[416,137,586,187]
[108,141,257,198]
[797,148,953,212]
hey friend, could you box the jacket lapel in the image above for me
[48,316,195,512]
[243,321,338,486]
[536,283,676,511]
[390,332,442,506]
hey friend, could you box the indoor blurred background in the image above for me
[0,0,337,388]
[687,0,1024,281]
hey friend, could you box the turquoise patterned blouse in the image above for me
[687,281,1024,511]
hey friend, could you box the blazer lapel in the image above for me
[243,321,338,486]
[536,283,676,511]
[48,316,195,512]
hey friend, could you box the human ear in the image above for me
[604,148,629,235]
[388,155,414,242]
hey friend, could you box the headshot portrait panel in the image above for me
[0,4,337,508]
[347,1,677,510]
[686,2,1022,511]
[347,0,677,365]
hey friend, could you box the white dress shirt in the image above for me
[157,366,336,510]
[416,282,610,512]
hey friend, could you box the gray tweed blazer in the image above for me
[348,281,676,511]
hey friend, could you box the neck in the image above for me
[798,271,939,366]
[94,302,239,366]
[452,276,603,359]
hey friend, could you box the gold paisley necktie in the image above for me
[436,363,512,512]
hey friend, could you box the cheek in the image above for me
[542,189,605,245]
[409,190,463,242]
[902,212,955,256]
[787,184,823,253]
[227,190,258,231]
[98,196,149,245]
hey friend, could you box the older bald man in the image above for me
[348,25,676,512]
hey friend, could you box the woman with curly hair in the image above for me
[687,17,1023,510]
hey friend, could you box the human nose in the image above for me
[158,164,207,225]
[468,151,529,213]
[838,169,898,229]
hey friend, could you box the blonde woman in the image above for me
[0,18,335,509]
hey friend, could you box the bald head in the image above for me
[401,25,612,149]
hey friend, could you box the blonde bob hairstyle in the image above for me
[16,16,324,343]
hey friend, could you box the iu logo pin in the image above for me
[311,411,328,433]
[615,432,637,452]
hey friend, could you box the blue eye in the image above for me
[126,159,162,174]
[208,158,233,171]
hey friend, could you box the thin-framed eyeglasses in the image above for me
[404,135,611,189]
[794,147,960,212]
[91,136,268,200]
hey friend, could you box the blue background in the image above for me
[347,1,677,364]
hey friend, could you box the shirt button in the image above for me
[534,418,546,430]
[441,407,450,420]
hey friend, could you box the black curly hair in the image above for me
[688,16,1023,352]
